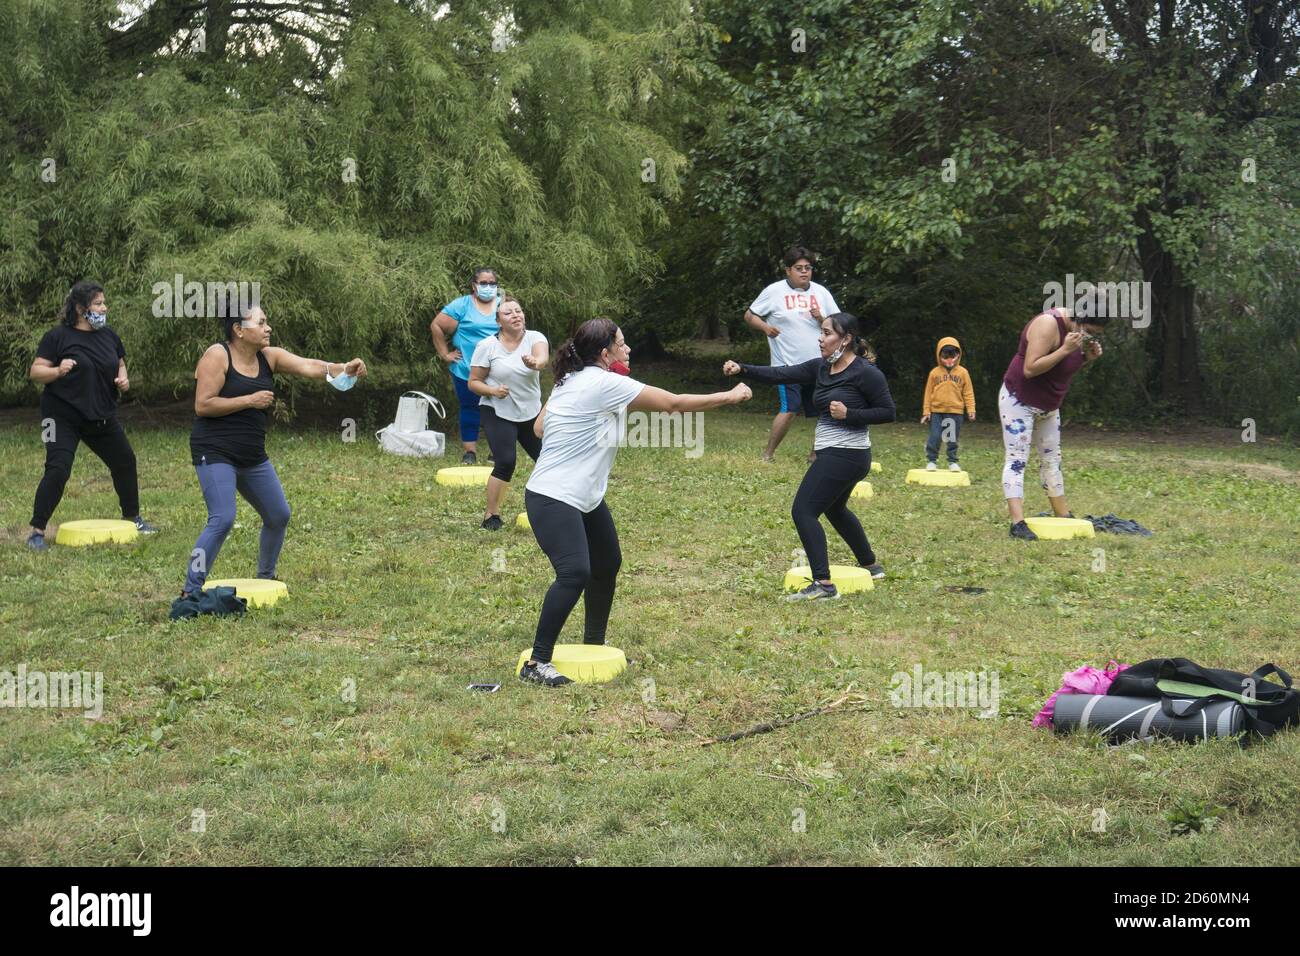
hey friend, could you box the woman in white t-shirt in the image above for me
[468,296,549,530]
[519,318,753,687]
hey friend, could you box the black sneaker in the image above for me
[863,563,885,580]
[519,660,573,687]
[1010,520,1038,541]
[461,451,478,466]
[132,516,159,534]
[481,515,503,531]
[26,531,48,552]
[786,581,839,601]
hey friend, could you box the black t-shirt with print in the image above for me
[35,324,126,421]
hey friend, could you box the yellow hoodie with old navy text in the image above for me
[922,336,975,417]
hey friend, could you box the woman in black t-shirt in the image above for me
[723,312,896,600]
[181,306,367,598]
[26,281,158,551]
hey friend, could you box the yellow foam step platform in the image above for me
[515,512,531,531]
[436,465,493,487]
[871,461,882,474]
[851,481,873,500]
[784,565,875,594]
[906,468,970,487]
[1024,516,1095,540]
[54,519,139,547]
[205,578,289,607]
[516,644,627,684]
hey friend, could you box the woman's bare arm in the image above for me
[629,383,751,414]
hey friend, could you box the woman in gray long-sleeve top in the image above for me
[724,312,896,600]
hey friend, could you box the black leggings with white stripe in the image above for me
[792,446,876,582]
[525,489,621,663]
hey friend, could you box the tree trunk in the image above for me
[1136,208,1203,414]
[206,0,233,61]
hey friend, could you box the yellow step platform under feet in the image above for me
[54,519,139,547]
[784,565,875,594]
[516,644,627,684]
[205,578,289,607]
[1024,516,1095,540]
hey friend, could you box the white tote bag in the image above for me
[376,391,447,458]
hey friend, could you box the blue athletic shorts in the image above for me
[777,383,817,418]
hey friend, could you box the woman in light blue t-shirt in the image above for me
[431,267,501,464]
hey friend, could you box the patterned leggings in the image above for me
[999,383,1064,499]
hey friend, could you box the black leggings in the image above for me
[792,446,876,582]
[480,405,542,484]
[31,413,140,529]
[524,489,621,663]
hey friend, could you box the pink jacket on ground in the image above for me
[1033,661,1130,728]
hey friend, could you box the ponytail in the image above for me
[827,311,878,364]
[552,317,620,386]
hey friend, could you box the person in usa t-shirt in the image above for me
[744,245,840,462]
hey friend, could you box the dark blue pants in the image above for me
[452,374,481,443]
[926,414,962,464]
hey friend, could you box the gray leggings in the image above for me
[184,458,291,594]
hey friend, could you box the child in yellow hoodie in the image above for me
[921,336,975,471]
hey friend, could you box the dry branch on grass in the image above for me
[700,691,870,746]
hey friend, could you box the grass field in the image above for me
[2,370,1299,866]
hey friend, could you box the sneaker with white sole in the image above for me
[786,581,839,601]
[519,660,573,687]
[132,516,159,534]
[863,563,885,580]
[925,461,937,471]
[948,462,961,472]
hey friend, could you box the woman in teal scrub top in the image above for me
[431,267,502,464]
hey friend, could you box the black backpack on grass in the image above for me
[1108,658,1300,740]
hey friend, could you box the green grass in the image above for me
[2,384,1299,865]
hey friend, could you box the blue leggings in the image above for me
[452,374,481,444]
[185,459,291,594]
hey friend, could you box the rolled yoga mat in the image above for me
[1051,693,1245,742]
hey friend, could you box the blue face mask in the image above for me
[475,284,498,302]
[326,368,356,391]
[86,310,107,330]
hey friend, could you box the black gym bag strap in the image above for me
[1249,663,1292,689]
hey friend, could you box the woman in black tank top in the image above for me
[179,307,368,602]
[190,342,276,469]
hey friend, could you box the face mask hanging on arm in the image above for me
[326,365,356,391]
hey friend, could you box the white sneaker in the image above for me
[949,462,962,472]
[925,461,937,471]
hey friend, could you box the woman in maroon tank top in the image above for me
[999,306,1107,540]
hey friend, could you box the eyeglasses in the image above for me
[791,264,813,272]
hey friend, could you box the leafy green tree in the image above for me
[1,0,698,406]
[661,0,1300,425]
